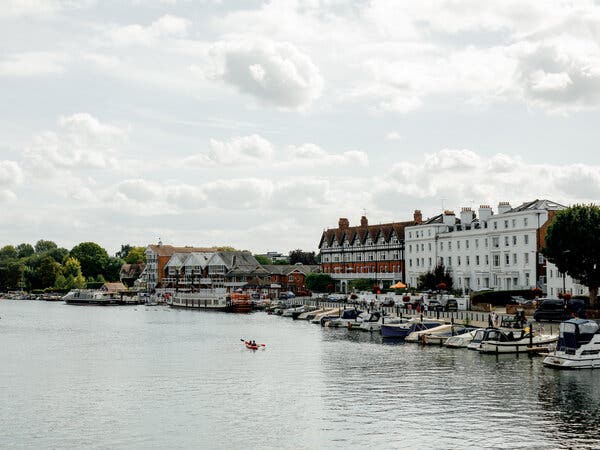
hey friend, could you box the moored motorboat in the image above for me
[406,324,453,343]
[310,308,341,324]
[543,319,600,369]
[357,312,408,332]
[422,326,473,346]
[445,329,481,348]
[474,328,557,354]
[381,319,442,339]
[325,309,363,328]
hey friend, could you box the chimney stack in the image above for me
[443,210,455,227]
[360,216,368,227]
[460,207,473,226]
[478,205,492,223]
[338,218,350,230]
[413,210,422,224]
[498,201,511,215]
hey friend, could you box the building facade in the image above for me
[546,261,588,298]
[318,213,421,292]
[404,200,565,293]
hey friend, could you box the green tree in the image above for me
[70,242,109,279]
[543,204,600,307]
[38,256,61,288]
[0,260,25,291]
[0,245,17,261]
[104,257,123,282]
[349,278,378,292]
[417,264,453,291]
[254,255,272,265]
[305,273,334,292]
[34,240,58,254]
[125,247,146,264]
[47,247,69,264]
[16,243,35,259]
[289,249,317,265]
[56,257,86,290]
[116,244,133,259]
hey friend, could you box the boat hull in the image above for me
[479,336,557,354]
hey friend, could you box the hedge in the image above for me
[471,289,540,307]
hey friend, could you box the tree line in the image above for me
[0,241,146,292]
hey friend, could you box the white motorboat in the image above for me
[406,324,453,343]
[445,329,481,348]
[422,326,473,346]
[477,328,558,354]
[297,307,329,321]
[358,312,407,332]
[310,308,342,324]
[544,319,600,369]
[324,309,363,328]
[282,305,315,318]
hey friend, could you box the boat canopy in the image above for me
[558,319,599,350]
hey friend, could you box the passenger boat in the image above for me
[543,319,600,369]
[63,289,119,305]
[168,289,233,312]
[445,329,481,348]
[381,319,442,339]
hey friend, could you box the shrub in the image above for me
[471,289,537,307]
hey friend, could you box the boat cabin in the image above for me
[340,309,363,320]
[558,319,600,353]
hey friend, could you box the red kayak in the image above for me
[244,341,265,350]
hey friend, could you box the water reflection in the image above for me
[2,301,600,448]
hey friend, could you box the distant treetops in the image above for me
[0,241,146,292]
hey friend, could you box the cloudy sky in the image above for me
[2,0,600,254]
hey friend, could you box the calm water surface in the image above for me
[2,301,600,449]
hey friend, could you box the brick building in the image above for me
[318,212,422,292]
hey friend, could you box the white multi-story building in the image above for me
[405,200,566,292]
[546,261,588,298]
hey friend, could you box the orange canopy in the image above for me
[390,281,406,289]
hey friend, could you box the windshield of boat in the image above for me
[472,330,485,342]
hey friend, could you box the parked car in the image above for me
[380,297,395,307]
[278,291,296,300]
[509,296,534,307]
[533,298,586,322]
[444,298,459,311]
[327,294,347,303]
[426,300,443,311]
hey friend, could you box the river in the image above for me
[1,301,600,448]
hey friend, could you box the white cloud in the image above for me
[0,160,22,201]
[107,15,191,45]
[206,134,274,166]
[375,148,600,212]
[0,52,67,77]
[0,160,23,187]
[205,40,323,109]
[386,131,401,140]
[24,113,127,173]
[288,143,369,167]
[0,0,95,18]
